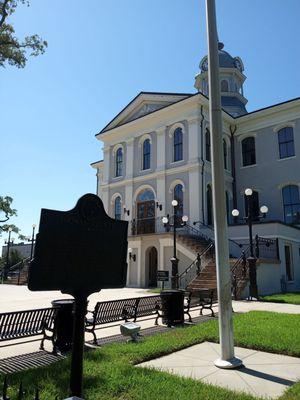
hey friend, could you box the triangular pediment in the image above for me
[99,92,192,134]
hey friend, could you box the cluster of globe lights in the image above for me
[232,188,268,217]
[162,200,189,224]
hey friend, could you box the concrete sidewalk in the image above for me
[138,341,300,399]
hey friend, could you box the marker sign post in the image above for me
[28,194,128,397]
[157,270,169,290]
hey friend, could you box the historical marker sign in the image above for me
[157,270,169,282]
[28,194,128,295]
[27,194,128,397]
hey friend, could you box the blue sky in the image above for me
[1,0,299,250]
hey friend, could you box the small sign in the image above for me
[157,270,169,282]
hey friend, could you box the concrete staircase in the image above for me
[177,226,249,298]
[187,262,217,291]
[177,233,211,254]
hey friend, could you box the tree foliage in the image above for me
[0,0,47,68]
[0,196,26,239]
[0,196,16,223]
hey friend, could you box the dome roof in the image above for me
[218,43,236,68]
[200,43,244,72]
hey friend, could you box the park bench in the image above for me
[85,295,161,345]
[0,307,57,351]
[184,289,217,322]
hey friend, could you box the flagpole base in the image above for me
[214,357,243,369]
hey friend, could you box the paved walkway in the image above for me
[1,284,300,399]
[139,341,300,399]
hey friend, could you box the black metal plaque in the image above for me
[157,270,169,282]
[28,194,128,295]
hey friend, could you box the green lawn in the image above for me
[2,311,300,400]
[261,292,300,305]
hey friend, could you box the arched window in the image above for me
[207,185,213,225]
[223,139,228,169]
[244,190,259,221]
[115,147,123,177]
[221,80,229,92]
[114,196,122,220]
[173,127,183,162]
[242,137,256,166]
[206,129,211,162]
[278,127,295,159]
[174,184,184,219]
[142,139,151,170]
[282,185,300,224]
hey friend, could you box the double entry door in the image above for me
[137,200,155,234]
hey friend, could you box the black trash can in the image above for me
[52,299,75,353]
[160,290,184,327]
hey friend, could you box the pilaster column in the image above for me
[188,117,201,163]
[103,146,110,184]
[156,127,166,220]
[156,127,166,171]
[101,188,109,214]
[125,137,135,179]
[188,117,202,224]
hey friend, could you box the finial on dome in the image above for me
[218,42,224,50]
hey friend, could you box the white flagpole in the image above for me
[205,0,242,369]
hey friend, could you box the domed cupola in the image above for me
[194,43,248,116]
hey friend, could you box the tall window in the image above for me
[114,196,122,220]
[173,128,183,162]
[221,80,229,92]
[142,139,151,170]
[223,139,228,169]
[115,147,123,177]
[206,129,211,162]
[207,185,213,225]
[242,137,256,166]
[284,245,294,281]
[278,127,295,159]
[282,185,300,224]
[174,184,183,219]
[244,190,259,220]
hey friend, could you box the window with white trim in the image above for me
[282,185,300,224]
[173,128,183,162]
[114,196,122,220]
[284,244,294,281]
[142,138,151,170]
[242,137,256,166]
[278,127,295,159]
[115,147,123,177]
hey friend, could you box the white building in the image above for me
[91,44,300,297]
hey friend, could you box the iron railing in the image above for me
[178,242,214,289]
[255,235,280,260]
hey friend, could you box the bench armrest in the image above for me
[122,304,137,320]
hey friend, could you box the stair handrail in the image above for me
[180,223,214,244]
[192,220,246,253]
[178,242,214,287]
[7,256,31,274]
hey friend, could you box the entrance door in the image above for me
[137,200,155,234]
[148,247,158,287]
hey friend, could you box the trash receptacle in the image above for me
[52,299,75,353]
[160,290,184,327]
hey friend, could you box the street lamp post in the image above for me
[232,188,268,300]
[30,224,36,261]
[3,227,14,282]
[162,199,188,289]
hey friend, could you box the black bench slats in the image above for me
[0,292,217,349]
[184,289,217,322]
[0,308,57,350]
